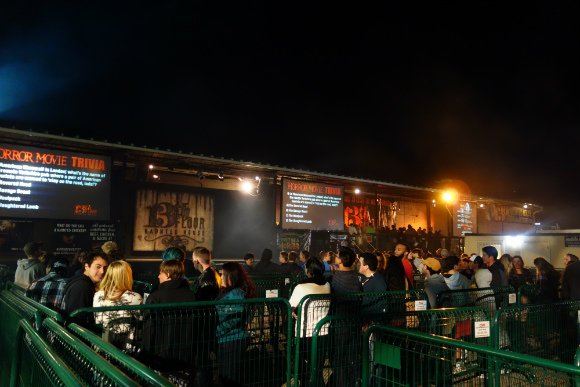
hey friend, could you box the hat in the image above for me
[419,258,441,272]
[470,255,484,266]
[48,255,69,271]
[101,241,118,254]
[23,242,43,257]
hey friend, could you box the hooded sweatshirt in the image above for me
[61,273,96,315]
[424,273,449,309]
[15,258,46,288]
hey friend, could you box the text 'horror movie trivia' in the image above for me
[0,143,111,220]
[282,178,344,231]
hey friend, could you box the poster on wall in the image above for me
[53,222,117,255]
[454,201,477,236]
[133,189,214,252]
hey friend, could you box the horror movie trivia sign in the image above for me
[133,189,214,252]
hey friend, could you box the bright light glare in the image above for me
[443,192,452,202]
[507,235,523,247]
[354,188,360,194]
[149,164,154,169]
[479,203,484,208]
[523,204,528,209]
[242,181,253,193]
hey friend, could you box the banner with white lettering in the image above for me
[133,189,214,252]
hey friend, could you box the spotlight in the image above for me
[197,170,205,180]
[523,204,528,209]
[479,203,485,208]
[218,172,224,181]
[355,188,360,194]
[149,164,154,170]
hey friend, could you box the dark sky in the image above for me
[1,2,578,228]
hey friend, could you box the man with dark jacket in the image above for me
[61,251,109,318]
[281,251,303,276]
[561,255,580,300]
[482,246,508,287]
[253,248,280,273]
[193,246,221,301]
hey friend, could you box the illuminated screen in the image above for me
[281,178,344,231]
[0,143,111,220]
[454,201,477,236]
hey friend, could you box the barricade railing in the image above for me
[248,273,300,299]
[40,318,142,387]
[518,283,543,305]
[360,324,580,387]
[493,300,580,364]
[67,323,173,387]
[0,292,43,386]
[437,285,516,314]
[9,289,64,323]
[69,298,292,387]
[11,319,82,387]
[304,307,492,387]
[6,281,29,297]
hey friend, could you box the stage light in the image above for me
[242,180,253,193]
[152,174,159,180]
[255,176,260,181]
[523,204,528,209]
[149,164,154,170]
[443,192,452,202]
[355,188,360,194]
[479,203,485,208]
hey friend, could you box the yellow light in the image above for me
[443,192,453,202]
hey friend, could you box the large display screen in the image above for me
[454,201,477,236]
[281,178,344,231]
[0,143,111,220]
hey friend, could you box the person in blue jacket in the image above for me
[215,262,256,386]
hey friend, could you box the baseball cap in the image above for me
[470,255,484,266]
[48,255,69,271]
[101,241,118,254]
[23,242,43,256]
[419,257,441,272]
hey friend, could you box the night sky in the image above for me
[1,2,578,228]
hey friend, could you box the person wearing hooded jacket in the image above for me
[15,242,46,287]
[253,248,280,273]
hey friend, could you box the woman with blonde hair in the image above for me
[93,260,142,352]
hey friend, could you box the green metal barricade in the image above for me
[518,283,543,305]
[249,273,299,299]
[10,319,82,387]
[69,298,292,387]
[67,323,173,387]
[40,318,141,387]
[494,300,580,364]
[8,290,64,323]
[6,281,29,297]
[361,324,580,387]
[438,285,516,314]
[0,292,43,386]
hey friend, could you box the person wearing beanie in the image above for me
[28,253,69,310]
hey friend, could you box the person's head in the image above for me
[47,254,69,276]
[384,255,407,290]
[441,256,460,274]
[244,252,255,267]
[469,255,485,271]
[83,251,109,284]
[327,251,336,264]
[100,260,133,300]
[159,258,184,283]
[220,262,256,299]
[101,241,118,256]
[564,254,579,266]
[481,246,498,265]
[440,249,449,258]
[305,257,325,278]
[394,243,410,260]
[411,248,423,260]
[24,242,43,258]
[511,255,525,270]
[162,247,186,263]
[373,251,386,272]
[288,251,298,262]
[435,248,442,257]
[279,251,288,264]
[419,257,441,277]
[299,250,310,262]
[193,246,211,267]
[459,258,470,271]
[337,247,356,268]
[260,248,273,262]
[533,257,555,274]
[359,252,378,276]
[74,249,88,265]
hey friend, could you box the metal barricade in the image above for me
[248,273,299,299]
[11,319,82,387]
[361,324,580,387]
[493,300,580,364]
[10,290,64,323]
[6,281,29,297]
[437,285,516,314]
[69,298,292,387]
[518,283,543,305]
[303,307,492,387]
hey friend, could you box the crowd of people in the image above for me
[10,238,580,386]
